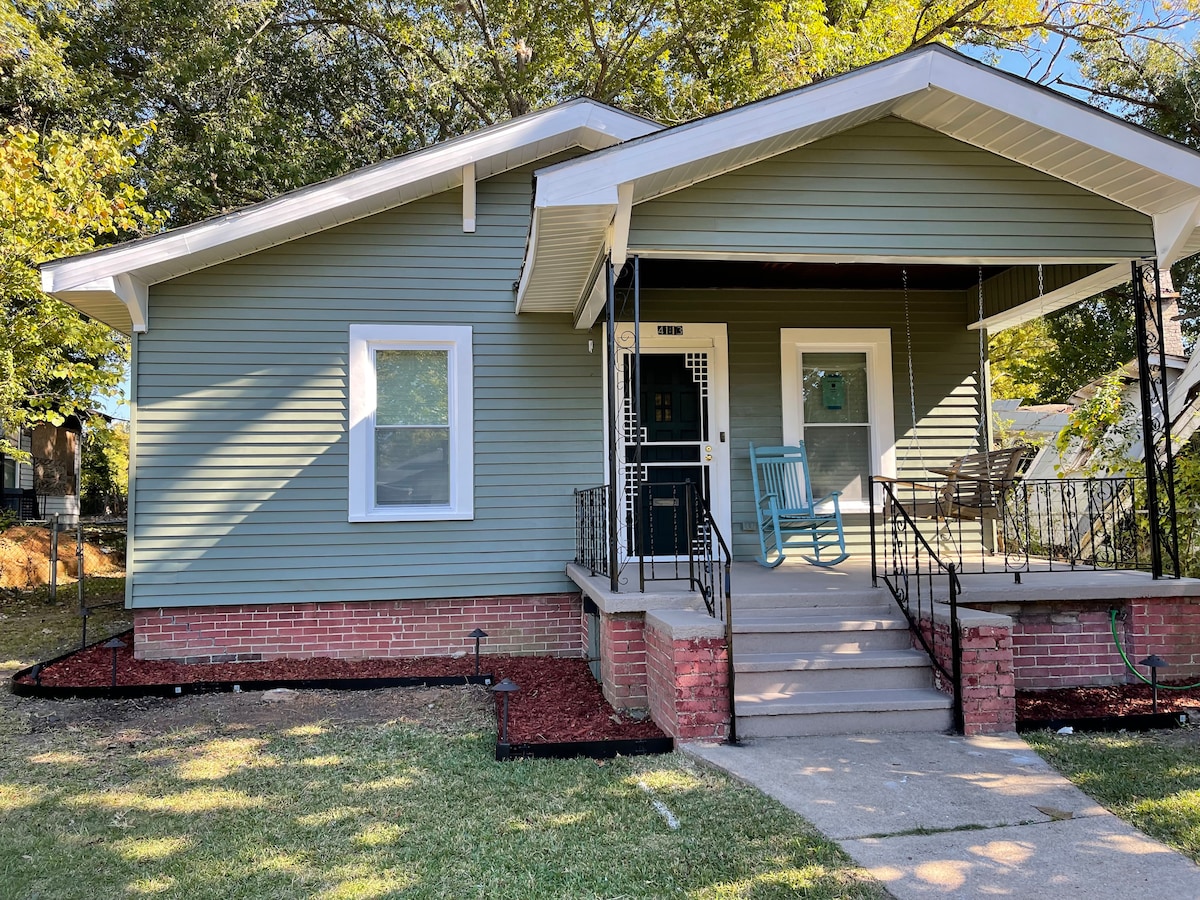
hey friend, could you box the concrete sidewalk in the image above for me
[685,732,1200,898]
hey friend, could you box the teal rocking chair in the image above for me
[750,443,849,568]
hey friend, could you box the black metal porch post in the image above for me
[1132,260,1181,579]
[605,255,620,592]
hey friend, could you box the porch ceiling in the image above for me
[517,45,1200,324]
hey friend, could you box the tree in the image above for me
[990,290,1138,405]
[0,122,161,458]
[80,417,129,516]
[15,0,1194,224]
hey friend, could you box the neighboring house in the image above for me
[1,418,83,524]
[39,46,1200,735]
[991,399,1074,479]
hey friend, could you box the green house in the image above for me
[43,46,1200,738]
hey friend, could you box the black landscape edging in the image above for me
[495,736,674,761]
[9,634,495,700]
[1018,711,1189,733]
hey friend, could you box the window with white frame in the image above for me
[780,329,895,511]
[348,325,474,521]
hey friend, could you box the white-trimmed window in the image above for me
[349,324,474,521]
[780,328,895,512]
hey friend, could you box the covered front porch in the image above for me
[513,46,1200,738]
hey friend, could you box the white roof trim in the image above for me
[517,45,1200,318]
[42,99,659,333]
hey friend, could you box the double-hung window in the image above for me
[780,328,895,512]
[349,325,474,521]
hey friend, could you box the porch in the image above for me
[568,555,1200,739]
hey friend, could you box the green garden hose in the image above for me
[1109,608,1200,690]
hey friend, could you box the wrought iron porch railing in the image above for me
[869,477,965,734]
[873,474,1149,578]
[574,485,609,579]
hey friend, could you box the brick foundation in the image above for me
[133,593,585,663]
[597,613,648,708]
[918,609,1016,735]
[645,611,730,742]
[968,597,1200,690]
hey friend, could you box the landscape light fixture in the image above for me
[103,637,127,687]
[491,678,519,744]
[1140,655,1170,714]
[469,628,488,676]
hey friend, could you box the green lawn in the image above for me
[0,582,885,900]
[0,576,132,670]
[1027,729,1200,864]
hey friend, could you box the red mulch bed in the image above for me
[488,656,664,744]
[1018,683,1200,721]
[14,633,666,745]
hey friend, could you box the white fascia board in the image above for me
[922,53,1200,202]
[973,262,1131,333]
[533,53,935,208]
[1153,196,1200,266]
[42,101,657,295]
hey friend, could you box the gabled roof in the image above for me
[516,45,1200,322]
[42,100,659,334]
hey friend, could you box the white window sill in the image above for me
[350,508,474,523]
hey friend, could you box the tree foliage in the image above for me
[6,0,1191,224]
[0,121,160,456]
[990,290,1138,405]
[80,416,129,515]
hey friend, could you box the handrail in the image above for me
[871,476,964,734]
[685,482,737,745]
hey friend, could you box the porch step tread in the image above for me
[734,649,932,672]
[732,590,886,609]
[733,612,907,633]
[733,602,894,618]
[734,688,953,715]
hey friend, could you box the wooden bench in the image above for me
[883,446,1033,522]
[750,443,849,568]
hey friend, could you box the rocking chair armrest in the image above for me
[813,490,842,512]
[757,491,781,510]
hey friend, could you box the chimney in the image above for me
[1158,269,1185,357]
[1142,267,1186,356]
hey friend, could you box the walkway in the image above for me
[686,732,1200,898]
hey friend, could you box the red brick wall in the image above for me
[133,594,584,663]
[1008,607,1128,689]
[1129,598,1200,679]
[646,623,729,742]
[598,613,647,708]
[968,598,1200,690]
[919,617,1015,735]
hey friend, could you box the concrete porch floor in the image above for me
[567,557,1200,615]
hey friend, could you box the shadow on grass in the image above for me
[0,695,885,900]
[1027,730,1200,864]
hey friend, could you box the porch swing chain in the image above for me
[978,266,991,462]
[902,268,928,470]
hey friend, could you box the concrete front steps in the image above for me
[733,593,953,737]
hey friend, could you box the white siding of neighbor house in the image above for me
[628,118,1155,261]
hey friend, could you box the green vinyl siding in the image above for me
[978,264,1111,319]
[637,289,981,559]
[132,160,604,608]
[628,118,1154,261]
